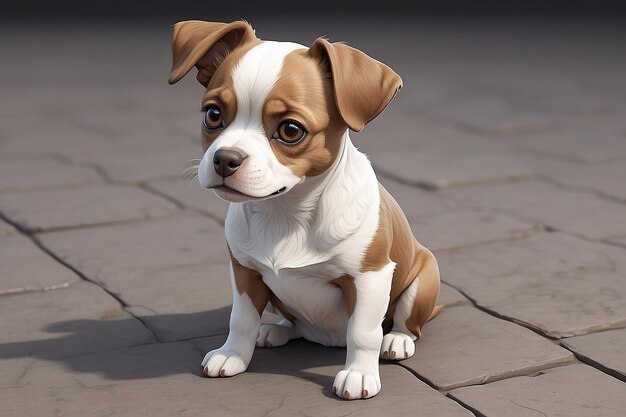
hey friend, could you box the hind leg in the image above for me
[256,319,301,348]
[381,278,418,360]
[381,250,441,361]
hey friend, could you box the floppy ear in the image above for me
[168,20,257,86]
[309,38,402,132]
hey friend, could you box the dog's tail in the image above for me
[428,304,444,322]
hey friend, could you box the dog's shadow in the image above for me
[0,306,364,397]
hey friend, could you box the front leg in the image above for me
[333,263,394,400]
[202,252,270,377]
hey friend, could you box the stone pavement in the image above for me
[1,16,626,416]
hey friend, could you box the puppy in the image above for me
[169,20,441,400]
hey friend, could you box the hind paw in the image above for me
[256,323,297,348]
[380,332,415,360]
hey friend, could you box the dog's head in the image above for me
[169,20,402,203]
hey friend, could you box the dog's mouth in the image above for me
[212,185,287,200]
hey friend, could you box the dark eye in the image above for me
[273,121,307,144]
[203,106,224,131]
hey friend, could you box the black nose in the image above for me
[213,149,245,178]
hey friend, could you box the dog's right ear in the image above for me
[168,20,257,86]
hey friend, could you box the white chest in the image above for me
[222,138,381,345]
[227,206,333,273]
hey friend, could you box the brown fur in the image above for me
[168,20,257,86]
[263,50,346,178]
[229,248,299,323]
[330,275,357,317]
[362,184,441,338]
[309,38,402,132]
[229,249,270,315]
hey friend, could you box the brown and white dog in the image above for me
[169,20,441,400]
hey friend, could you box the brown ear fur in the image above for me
[309,38,402,132]
[168,20,257,86]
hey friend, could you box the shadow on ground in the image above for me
[1,306,351,392]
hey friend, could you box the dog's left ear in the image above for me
[168,20,257,86]
[309,38,402,132]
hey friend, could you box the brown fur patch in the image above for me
[330,275,357,317]
[262,49,346,178]
[169,20,257,86]
[229,249,270,315]
[229,248,297,323]
[309,38,402,132]
[362,184,441,338]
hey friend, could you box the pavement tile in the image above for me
[0,80,200,162]
[0,335,474,417]
[441,180,626,239]
[400,306,573,390]
[561,329,626,381]
[423,96,555,136]
[410,210,542,252]
[449,364,626,417]
[39,213,232,341]
[378,178,455,219]
[607,236,626,247]
[0,234,80,295]
[464,71,625,116]
[0,158,102,191]
[0,119,107,162]
[548,161,626,201]
[0,282,155,362]
[0,185,178,233]
[375,180,541,252]
[356,111,491,153]
[0,357,45,390]
[437,283,470,308]
[122,263,232,341]
[94,144,202,184]
[0,220,16,237]
[512,121,626,163]
[439,233,626,338]
[372,151,533,190]
[147,178,230,223]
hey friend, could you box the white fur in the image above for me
[334,262,395,399]
[201,262,260,377]
[198,42,306,202]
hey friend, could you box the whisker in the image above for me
[185,158,202,167]
[187,174,200,188]
[182,166,198,174]
[182,164,199,179]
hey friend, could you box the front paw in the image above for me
[332,369,381,400]
[201,349,248,377]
